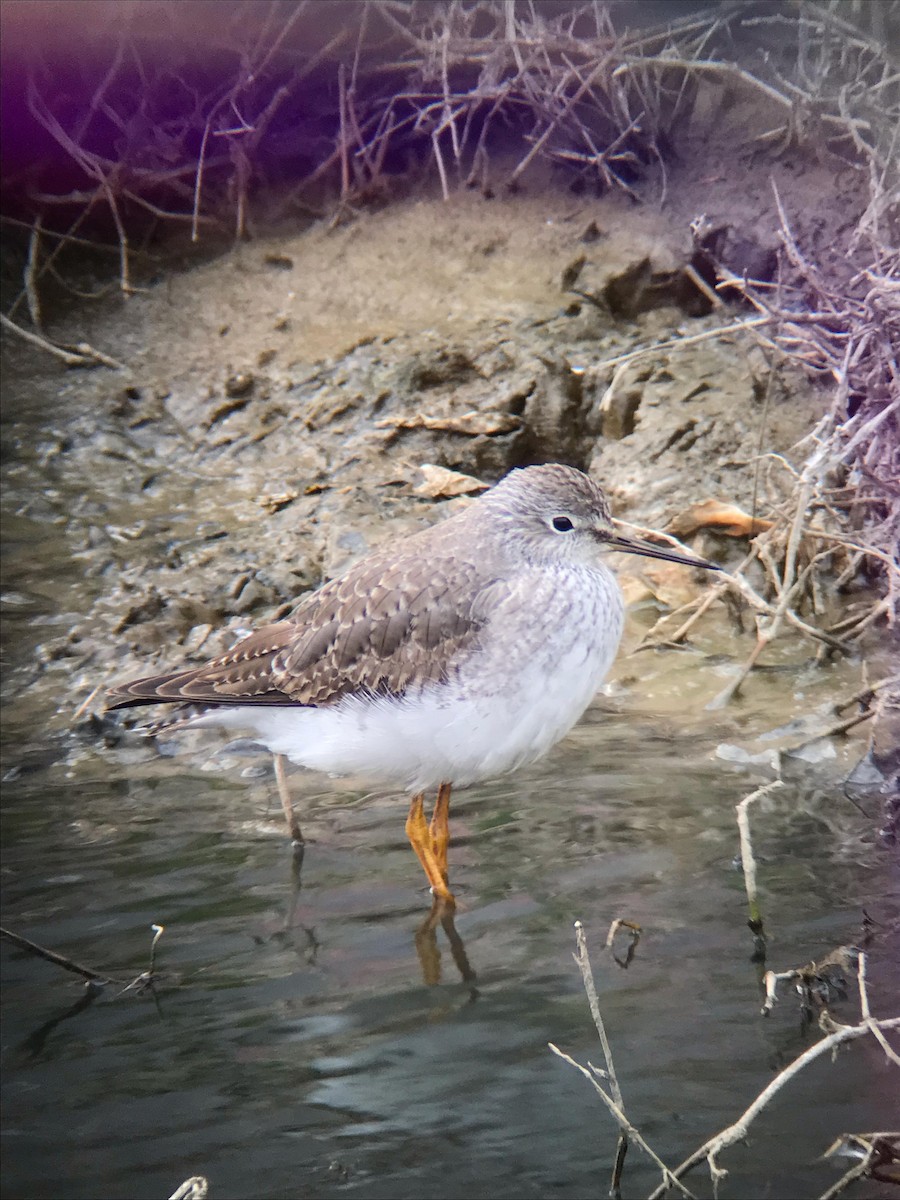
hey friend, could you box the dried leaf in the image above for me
[377,410,520,436]
[618,561,706,609]
[669,499,774,538]
[413,464,489,498]
[258,489,299,514]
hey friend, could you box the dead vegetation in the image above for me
[2,1,898,770]
[551,916,899,1200]
[548,779,900,1197]
[555,759,900,1193]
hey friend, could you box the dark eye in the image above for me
[552,516,574,532]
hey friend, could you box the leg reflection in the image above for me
[414,896,478,993]
[262,840,320,964]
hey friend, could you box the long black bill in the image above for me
[602,530,720,571]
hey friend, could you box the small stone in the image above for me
[224,373,255,398]
[579,220,605,243]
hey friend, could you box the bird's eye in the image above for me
[552,516,574,532]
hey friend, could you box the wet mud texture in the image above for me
[3,180,832,706]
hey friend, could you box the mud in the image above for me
[2,50,897,1200]
[3,182,835,689]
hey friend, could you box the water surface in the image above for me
[2,374,897,1200]
[2,689,897,1200]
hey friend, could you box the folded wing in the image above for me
[107,551,489,711]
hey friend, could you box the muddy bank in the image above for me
[2,10,898,1199]
[1,188,821,680]
[2,13,896,797]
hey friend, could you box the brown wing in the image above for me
[272,551,486,704]
[107,549,489,711]
[106,621,297,710]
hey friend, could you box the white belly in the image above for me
[194,563,624,792]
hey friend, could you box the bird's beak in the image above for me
[600,529,720,571]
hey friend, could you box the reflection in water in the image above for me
[414,897,478,992]
[267,841,478,989]
[268,843,322,966]
[15,981,103,1062]
[1,710,896,1199]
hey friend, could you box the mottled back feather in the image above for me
[107,549,490,712]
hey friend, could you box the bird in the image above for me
[107,463,719,906]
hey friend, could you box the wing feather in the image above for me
[107,550,490,712]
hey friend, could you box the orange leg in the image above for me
[405,791,455,905]
[429,782,453,886]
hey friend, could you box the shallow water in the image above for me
[2,363,898,1200]
[2,684,898,1200]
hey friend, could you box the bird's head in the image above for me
[481,464,720,572]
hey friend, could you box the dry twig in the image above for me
[735,780,785,951]
[647,951,899,1198]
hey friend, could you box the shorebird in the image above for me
[108,464,718,905]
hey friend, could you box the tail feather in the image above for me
[143,703,218,735]
[106,669,292,711]
[106,669,204,710]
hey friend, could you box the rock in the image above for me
[230,576,276,616]
[224,372,255,398]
